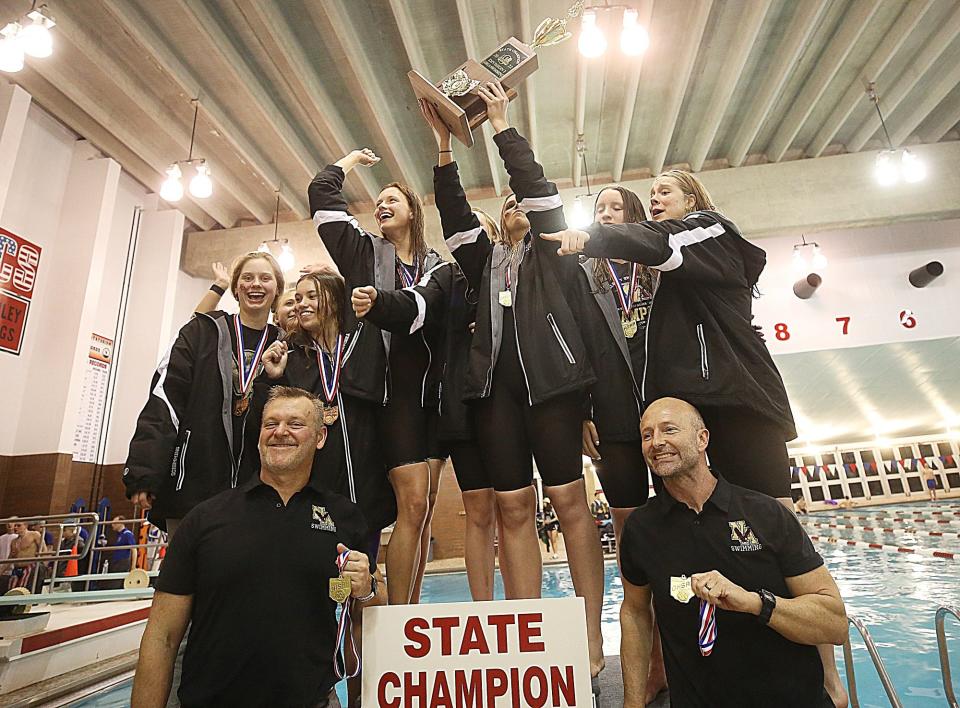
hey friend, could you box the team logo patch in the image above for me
[729,520,762,552]
[311,505,336,532]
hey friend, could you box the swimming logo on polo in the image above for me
[729,520,762,552]
[311,505,336,532]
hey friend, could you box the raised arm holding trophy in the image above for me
[408,1,586,147]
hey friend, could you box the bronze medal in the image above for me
[329,575,351,603]
[622,318,638,339]
[233,396,249,416]
[322,404,340,426]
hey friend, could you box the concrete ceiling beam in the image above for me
[311,0,424,194]
[611,0,653,182]
[648,0,713,176]
[687,0,770,173]
[102,0,308,219]
[386,0,429,75]
[919,93,960,145]
[846,3,960,153]
[53,4,272,225]
[806,0,935,158]
[236,0,380,206]
[889,57,960,148]
[516,0,539,150]
[726,0,830,168]
[766,0,882,164]
[454,0,506,198]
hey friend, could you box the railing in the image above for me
[842,615,902,708]
[1,513,166,598]
[936,605,960,708]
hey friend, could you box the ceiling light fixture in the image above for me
[867,82,926,186]
[790,234,827,275]
[259,190,296,273]
[161,99,214,203]
[19,6,55,58]
[577,5,648,58]
[0,3,55,73]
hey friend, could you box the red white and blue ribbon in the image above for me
[315,334,347,404]
[605,259,639,316]
[698,599,717,656]
[233,315,270,397]
[333,549,360,680]
[396,259,421,289]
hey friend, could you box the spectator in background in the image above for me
[10,520,46,591]
[922,465,939,502]
[100,517,137,589]
[0,522,17,593]
[542,500,561,560]
[55,522,86,591]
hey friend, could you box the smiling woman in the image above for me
[122,252,283,534]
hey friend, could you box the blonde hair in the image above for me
[655,170,716,215]
[230,252,285,309]
[473,208,503,245]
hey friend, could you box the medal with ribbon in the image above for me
[332,549,360,679]
[315,334,347,425]
[606,259,639,338]
[396,258,421,289]
[698,599,718,657]
[499,264,513,307]
[232,316,269,416]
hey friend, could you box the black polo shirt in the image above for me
[620,477,831,708]
[156,475,369,708]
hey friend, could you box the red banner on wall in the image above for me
[0,226,42,356]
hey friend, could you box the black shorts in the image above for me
[473,318,583,492]
[699,405,791,499]
[377,333,446,469]
[593,440,650,509]
[449,442,489,492]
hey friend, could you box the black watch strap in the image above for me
[757,589,776,625]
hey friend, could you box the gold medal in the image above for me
[499,290,512,307]
[329,575,351,603]
[670,575,692,604]
[233,396,249,416]
[622,318,638,339]
[322,404,339,426]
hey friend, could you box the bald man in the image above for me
[618,398,847,708]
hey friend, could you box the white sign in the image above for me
[362,597,592,708]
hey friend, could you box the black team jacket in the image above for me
[445,128,596,405]
[582,212,797,440]
[122,311,279,527]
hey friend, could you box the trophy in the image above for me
[408,1,585,147]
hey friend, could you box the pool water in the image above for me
[69,501,960,706]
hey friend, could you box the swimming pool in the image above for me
[67,501,960,706]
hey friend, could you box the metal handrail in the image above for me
[842,615,903,708]
[0,513,100,566]
[936,605,960,708]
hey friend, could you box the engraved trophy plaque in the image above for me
[408,2,585,147]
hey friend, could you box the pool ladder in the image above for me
[937,604,960,708]
[842,615,903,708]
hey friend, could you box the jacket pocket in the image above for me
[546,313,576,365]
[176,429,191,491]
[696,324,710,380]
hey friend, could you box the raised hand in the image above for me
[300,261,342,278]
[261,341,288,379]
[419,99,451,150]
[351,286,378,318]
[476,81,510,133]
[211,261,230,289]
[335,148,380,173]
[540,228,591,255]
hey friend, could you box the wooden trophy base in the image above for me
[409,37,538,148]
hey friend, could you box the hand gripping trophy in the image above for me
[408,1,586,147]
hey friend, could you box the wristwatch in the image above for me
[757,588,776,625]
[356,574,378,603]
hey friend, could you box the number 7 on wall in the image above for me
[835,316,850,335]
